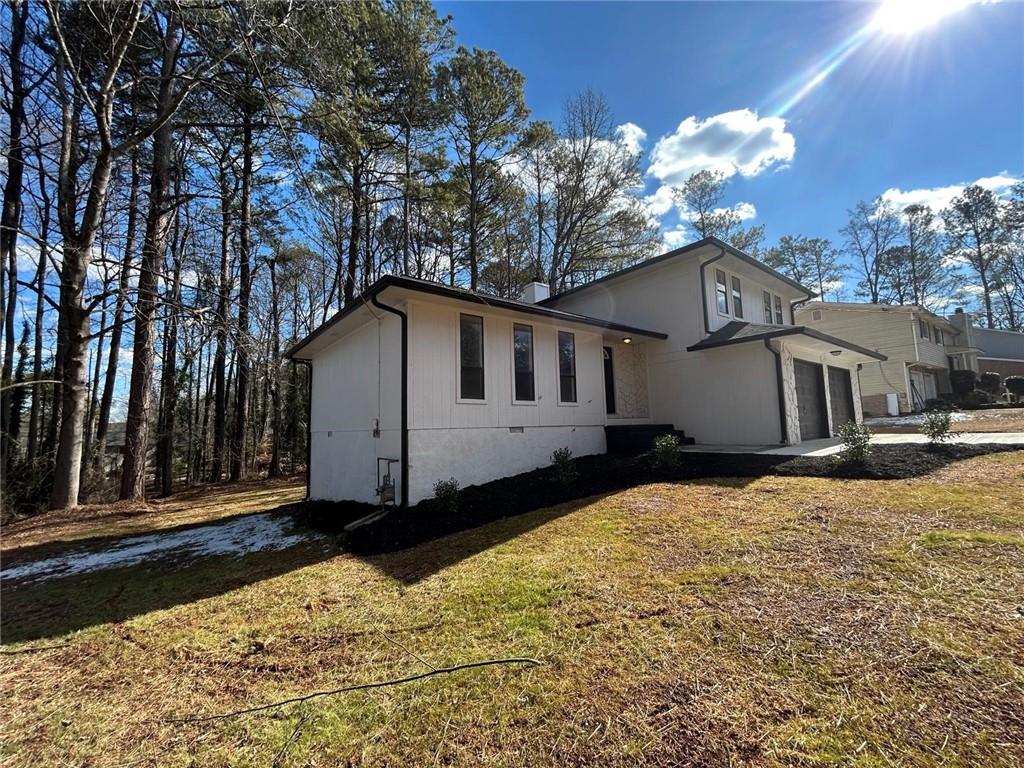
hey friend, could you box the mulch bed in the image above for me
[312,444,1021,555]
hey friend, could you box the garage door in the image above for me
[827,366,855,431]
[794,359,828,440]
[909,369,937,409]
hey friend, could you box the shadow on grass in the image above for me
[0,504,354,644]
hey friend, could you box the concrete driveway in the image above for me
[683,432,1024,457]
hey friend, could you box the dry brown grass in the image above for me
[1,475,305,551]
[872,407,1024,434]
[1,455,1022,766]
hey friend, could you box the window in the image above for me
[935,327,944,346]
[558,330,577,403]
[774,295,784,325]
[763,291,773,324]
[459,314,484,400]
[715,269,729,315]
[812,310,822,322]
[512,323,535,402]
[731,276,744,319]
[919,319,930,341]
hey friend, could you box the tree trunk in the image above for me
[229,112,254,482]
[120,19,181,501]
[468,148,478,290]
[26,147,51,466]
[344,158,362,305]
[268,257,282,477]
[156,249,182,497]
[208,163,233,482]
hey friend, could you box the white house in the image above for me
[287,237,885,507]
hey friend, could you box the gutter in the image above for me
[764,339,788,444]
[370,293,409,511]
[699,248,727,335]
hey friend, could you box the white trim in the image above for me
[510,321,537,406]
[455,311,488,404]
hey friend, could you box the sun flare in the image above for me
[871,0,977,35]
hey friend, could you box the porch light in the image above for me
[830,350,842,356]
[622,337,633,344]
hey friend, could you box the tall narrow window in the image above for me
[459,314,484,400]
[513,323,535,402]
[919,319,931,341]
[715,269,729,314]
[731,276,744,319]
[935,327,944,345]
[763,291,773,324]
[773,295,784,325]
[558,330,577,403]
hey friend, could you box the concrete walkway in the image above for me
[683,432,1024,458]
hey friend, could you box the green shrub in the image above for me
[921,410,956,444]
[432,477,460,514]
[651,433,682,468]
[978,371,1003,396]
[836,421,872,463]
[1005,376,1024,401]
[551,446,578,486]
[960,389,993,409]
[950,369,977,398]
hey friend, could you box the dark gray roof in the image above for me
[541,236,812,305]
[286,274,668,359]
[686,320,887,360]
[975,326,1024,361]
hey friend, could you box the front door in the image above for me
[794,359,828,440]
[603,346,616,414]
[827,366,855,432]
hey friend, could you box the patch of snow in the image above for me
[865,413,968,428]
[2,514,321,584]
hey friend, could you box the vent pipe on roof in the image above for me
[520,281,550,304]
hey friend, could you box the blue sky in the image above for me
[436,0,1024,253]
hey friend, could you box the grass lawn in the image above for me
[2,453,1023,766]
[869,407,1024,434]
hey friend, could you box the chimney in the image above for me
[520,281,550,304]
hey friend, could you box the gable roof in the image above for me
[540,236,812,305]
[286,274,668,360]
[686,320,887,361]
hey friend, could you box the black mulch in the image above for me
[305,444,1020,555]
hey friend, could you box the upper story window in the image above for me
[935,327,944,346]
[512,323,535,402]
[459,313,485,400]
[715,269,729,315]
[762,291,773,324]
[558,330,577,404]
[919,319,931,341]
[773,295,784,325]
[731,276,744,319]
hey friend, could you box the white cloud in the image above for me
[661,225,691,250]
[643,185,676,220]
[880,172,1021,213]
[647,109,796,185]
[714,201,757,222]
[615,122,647,155]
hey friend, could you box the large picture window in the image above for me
[459,314,484,400]
[715,269,729,315]
[731,276,744,319]
[558,330,577,403]
[763,291,773,324]
[513,323,535,402]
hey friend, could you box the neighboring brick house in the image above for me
[796,302,960,416]
[946,309,1024,379]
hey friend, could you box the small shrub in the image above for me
[1005,375,1024,402]
[960,389,993,409]
[551,446,578,486]
[921,410,957,444]
[978,371,1003,397]
[950,369,977,398]
[432,477,460,514]
[836,421,872,463]
[923,397,952,412]
[651,433,682,468]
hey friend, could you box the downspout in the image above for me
[698,248,726,335]
[764,339,788,444]
[294,359,312,501]
[370,293,409,511]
